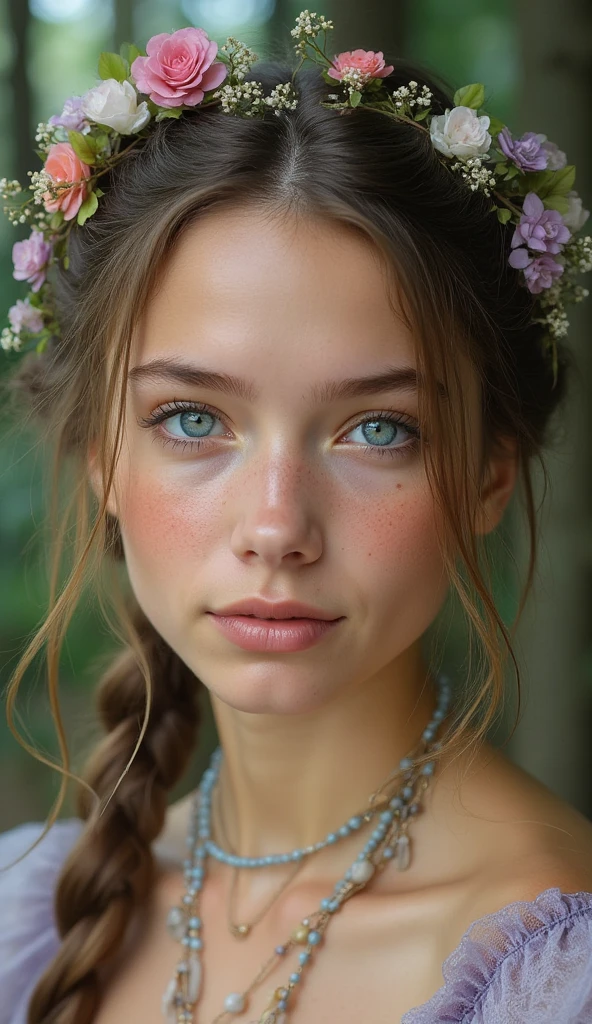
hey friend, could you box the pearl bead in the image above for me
[224,992,246,1013]
[291,925,309,944]
[350,858,375,883]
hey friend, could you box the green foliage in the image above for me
[488,116,506,136]
[155,107,183,120]
[76,190,99,226]
[453,82,485,109]
[496,207,512,223]
[97,51,128,83]
[67,130,99,165]
[349,90,362,107]
[119,41,145,67]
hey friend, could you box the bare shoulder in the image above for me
[435,741,592,940]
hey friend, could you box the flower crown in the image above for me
[2,10,591,387]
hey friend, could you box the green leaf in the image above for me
[453,83,485,110]
[543,194,570,215]
[120,41,145,65]
[155,107,183,121]
[321,68,337,86]
[63,255,70,269]
[548,164,576,195]
[349,90,362,108]
[76,190,99,226]
[496,207,512,224]
[67,130,98,165]
[93,187,105,197]
[49,211,64,230]
[146,99,160,116]
[98,51,129,83]
[488,116,505,137]
[93,132,111,153]
[35,337,48,354]
[504,165,520,179]
[414,108,430,121]
[494,162,507,175]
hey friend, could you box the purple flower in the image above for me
[12,229,52,292]
[48,96,89,132]
[498,127,548,171]
[511,192,571,255]
[541,138,567,170]
[8,298,44,335]
[508,248,564,294]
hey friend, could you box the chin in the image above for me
[203,667,339,717]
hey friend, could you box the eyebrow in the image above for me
[128,358,446,402]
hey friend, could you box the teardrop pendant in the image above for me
[396,833,411,871]
[187,953,202,1002]
[166,905,186,941]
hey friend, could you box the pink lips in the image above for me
[206,613,343,652]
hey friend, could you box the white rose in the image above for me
[429,105,492,162]
[81,79,151,135]
[563,190,590,233]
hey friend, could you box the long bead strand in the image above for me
[162,673,452,1023]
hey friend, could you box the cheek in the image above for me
[340,482,448,638]
[115,468,221,581]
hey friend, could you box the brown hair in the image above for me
[3,56,569,1022]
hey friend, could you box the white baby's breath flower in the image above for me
[0,326,22,352]
[264,83,298,115]
[81,79,151,135]
[214,81,265,117]
[430,105,492,161]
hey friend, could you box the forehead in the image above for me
[131,205,418,374]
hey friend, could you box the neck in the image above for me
[208,644,443,859]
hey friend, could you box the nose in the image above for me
[229,449,323,569]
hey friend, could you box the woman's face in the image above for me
[101,207,494,715]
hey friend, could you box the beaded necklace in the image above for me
[163,674,451,1023]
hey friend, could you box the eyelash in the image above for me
[137,399,421,461]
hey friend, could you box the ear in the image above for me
[87,442,119,519]
[474,436,519,536]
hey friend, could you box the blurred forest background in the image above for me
[0,0,591,830]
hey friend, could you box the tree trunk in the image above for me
[7,0,32,187]
[508,0,592,815]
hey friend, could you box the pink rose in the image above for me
[131,27,228,108]
[42,142,91,222]
[327,49,394,84]
[12,229,52,292]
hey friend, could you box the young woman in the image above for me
[1,14,592,1024]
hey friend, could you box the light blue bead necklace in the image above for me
[162,673,452,1024]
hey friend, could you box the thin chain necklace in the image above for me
[213,785,306,939]
[162,674,451,1024]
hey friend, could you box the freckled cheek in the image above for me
[115,471,221,573]
[341,488,447,614]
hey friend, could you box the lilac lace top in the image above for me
[1,820,592,1023]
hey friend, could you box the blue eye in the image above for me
[138,401,420,460]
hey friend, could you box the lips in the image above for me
[210,597,341,621]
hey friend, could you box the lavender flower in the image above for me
[508,248,564,294]
[498,127,548,171]
[12,229,52,292]
[511,192,571,255]
[48,95,89,133]
[8,298,44,335]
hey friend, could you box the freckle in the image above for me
[396,483,402,489]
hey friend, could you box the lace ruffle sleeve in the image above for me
[402,887,592,1023]
[0,818,83,1024]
